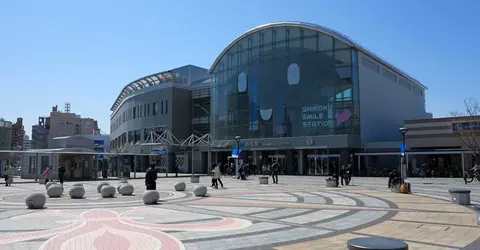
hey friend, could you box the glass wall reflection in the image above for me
[211,25,360,140]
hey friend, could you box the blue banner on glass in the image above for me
[232,149,242,156]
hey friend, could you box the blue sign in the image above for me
[400,143,407,153]
[151,147,168,155]
[232,148,242,157]
[98,154,104,160]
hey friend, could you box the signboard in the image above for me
[98,154,104,160]
[232,149,242,158]
[301,104,334,128]
[399,143,407,153]
[151,146,168,155]
[453,122,480,131]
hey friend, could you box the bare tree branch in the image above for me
[451,98,480,164]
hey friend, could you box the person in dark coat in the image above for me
[271,161,280,184]
[58,165,66,184]
[145,164,158,190]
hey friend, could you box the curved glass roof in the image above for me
[209,21,425,90]
[110,71,179,112]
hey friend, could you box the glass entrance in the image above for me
[307,154,340,175]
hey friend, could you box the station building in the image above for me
[110,22,433,175]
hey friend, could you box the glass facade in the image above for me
[211,25,360,140]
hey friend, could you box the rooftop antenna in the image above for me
[65,102,71,113]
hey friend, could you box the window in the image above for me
[134,130,141,144]
[382,68,397,82]
[165,100,169,114]
[318,33,333,51]
[128,131,133,144]
[152,102,157,115]
[147,103,150,116]
[399,78,412,90]
[335,50,351,65]
[361,57,380,73]
[143,104,147,116]
[161,101,164,114]
[303,35,317,51]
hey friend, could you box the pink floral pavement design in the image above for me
[0,208,252,250]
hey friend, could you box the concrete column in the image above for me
[207,151,212,172]
[357,155,361,176]
[253,151,258,166]
[286,150,294,175]
[298,150,304,175]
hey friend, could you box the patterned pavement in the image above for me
[0,176,478,250]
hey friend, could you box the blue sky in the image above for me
[1,0,479,136]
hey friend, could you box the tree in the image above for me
[451,98,480,165]
[110,143,129,178]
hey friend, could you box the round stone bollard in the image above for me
[25,193,46,209]
[97,182,110,193]
[193,186,208,197]
[119,183,134,196]
[69,186,85,199]
[143,190,160,205]
[174,182,186,191]
[47,184,63,198]
[45,182,57,190]
[100,185,116,198]
[6,177,13,185]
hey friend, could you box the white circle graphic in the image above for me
[237,72,247,92]
[287,63,300,85]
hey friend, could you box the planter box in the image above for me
[449,189,471,205]
[191,176,200,183]
[325,178,338,188]
[259,177,269,185]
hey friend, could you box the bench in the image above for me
[347,236,408,250]
[448,189,471,205]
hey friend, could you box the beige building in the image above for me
[356,117,476,178]
[48,105,99,145]
[404,117,473,149]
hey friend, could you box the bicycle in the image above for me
[390,177,402,192]
[464,166,480,184]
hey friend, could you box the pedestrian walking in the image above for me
[43,166,52,185]
[58,165,66,184]
[271,161,279,184]
[346,164,353,185]
[3,165,11,187]
[214,164,224,188]
[145,164,157,190]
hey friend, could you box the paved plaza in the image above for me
[0,176,479,249]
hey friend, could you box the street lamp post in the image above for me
[235,135,241,177]
[399,127,408,183]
